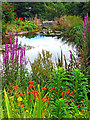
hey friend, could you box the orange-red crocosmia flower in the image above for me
[16,17,18,20]
[77,105,81,108]
[12,86,16,89]
[28,81,34,84]
[61,92,65,95]
[21,104,24,107]
[27,91,31,95]
[69,91,75,96]
[66,90,70,94]
[12,85,18,90]
[33,90,38,93]
[46,113,48,116]
[41,87,47,90]
[33,94,37,97]
[29,100,32,102]
[16,85,18,90]
[46,98,51,101]
[16,96,18,98]
[52,87,55,89]
[8,90,11,94]
[18,93,23,96]
[41,87,43,90]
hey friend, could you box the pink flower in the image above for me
[81,32,83,38]
[24,48,25,56]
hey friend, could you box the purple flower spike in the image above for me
[5,43,7,51]
[10,38,12,50]
[81,32,83,38]
[16,37,18,50]
[24,48,25,56]
[25,59,28,65]
[84,21,85,28]
[16,37,18,43]
[18,49,19,56]
[87,21,89,26]
[4,57,6,63]
[70,53,72,59]
[10,38,12,44]
[20,48,23,64]
[11,54,14,61]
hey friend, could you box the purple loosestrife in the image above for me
[10,38,12,50]
[12,45,15,60]
[70,53,72,59]
[84,32,86,36]
[20,48,23,64]
[3,57,6,64]
[16,37,18,51]
[81,32,83,38]
[84,17,86,28]
[25,58,28,66]
[24,47,25,56]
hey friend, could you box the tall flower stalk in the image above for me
[79,15,90,73]
[2,37,28,86]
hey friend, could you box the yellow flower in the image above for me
[17,97,22,101]
[79,111,82,115]
[26,110,29,113]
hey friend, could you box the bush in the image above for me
[54,15,83,31]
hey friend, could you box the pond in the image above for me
[1,33,77,70]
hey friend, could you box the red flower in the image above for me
[18,93,23,96]
[52,87,55,89]
[29,100,32,102]
[8,90,11,94]
[61,92,65,95]
[16,85,18,90]
[69,91,75,96]
[66,90,70,94]
[16,96,18,98]
[16,17,18,20]
[27,91,31,95]
[33,94,37,97]
[27,85,35,89]
[77,105,81,108]
[12,86,16,89]
[41,87,47,90]
[12,85,18,90]
[28,81,34,84]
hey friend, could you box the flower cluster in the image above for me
[3,37,28,70]
[61,89,75,96]
[16,17,23,21]
[12,85,18,90]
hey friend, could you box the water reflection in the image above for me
[16,34,77,70]
[2,34,77,70]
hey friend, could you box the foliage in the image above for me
[64,2,90,17]
[69,25,84,47]
[54,15,83,31]
[2,67,89,118]
[77,16,90,74]
[2,2,15,23]
[44,2,66,20]
[30,50,53,86]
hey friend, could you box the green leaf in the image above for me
[4,88,13,118]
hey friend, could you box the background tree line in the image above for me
[2,2,90,23]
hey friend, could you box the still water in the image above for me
[16,34,76,70]
[1,34,77,70]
